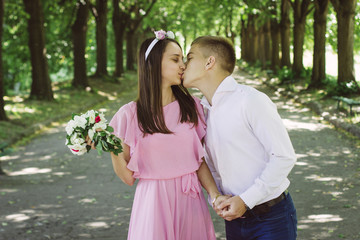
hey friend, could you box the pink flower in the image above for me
[72,149,79,152]
[154,30,166,40]
[95,116,101,123]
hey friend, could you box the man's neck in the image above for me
[198,72,229,106]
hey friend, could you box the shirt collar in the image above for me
[200,75,237,109]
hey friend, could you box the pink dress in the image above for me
[109,97,216,240]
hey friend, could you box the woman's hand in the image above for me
[213,194,231,215]
[85,135,96,149]
[85,128,103,149]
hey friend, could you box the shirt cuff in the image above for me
[239,186,264,209]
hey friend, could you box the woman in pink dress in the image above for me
[108,30,223,240]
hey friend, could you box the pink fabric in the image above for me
[109,97,215,240]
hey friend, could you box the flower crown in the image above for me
[145,30,175,60]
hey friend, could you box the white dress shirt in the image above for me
[201,76,296,209]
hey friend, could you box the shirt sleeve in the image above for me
[239,91,297,209]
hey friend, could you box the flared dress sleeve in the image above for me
[108,102,141,175]
[109,102,137,150]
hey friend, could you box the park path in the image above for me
[0,70,359,240]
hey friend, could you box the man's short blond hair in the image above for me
[191,36,236,74]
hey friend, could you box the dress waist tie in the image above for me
[181,172,201,198]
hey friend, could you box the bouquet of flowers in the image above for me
[65,110,122,156]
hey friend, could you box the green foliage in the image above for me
[277,66,295,82]
[0,73,138,143]
[300,67,312,79]
[1,0,360,99]
[43,1,75,82]
[328,1,360,53]
[324,75,359,96]
[354,2,360,53]
[3,0,30,93]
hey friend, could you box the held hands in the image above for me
[214,195,247,221]
[212,195,231,216]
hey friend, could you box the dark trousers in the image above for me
[225,193,297,240]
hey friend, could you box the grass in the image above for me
[0,72,138,146]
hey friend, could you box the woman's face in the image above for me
[161,42,185,88]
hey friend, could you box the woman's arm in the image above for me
[197,160,221,201]
[110,140,135,186]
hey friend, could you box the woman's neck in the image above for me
[161,86,175,106]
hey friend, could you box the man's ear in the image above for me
[205,56,216,70]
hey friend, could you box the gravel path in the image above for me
[0,70,359,240]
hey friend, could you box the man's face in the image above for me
[182,44,207,88]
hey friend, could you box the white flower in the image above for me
[99,112,106,123]
[87,110,96,124]
[65,120,76,135]
[73,115,87,129]
[94,122,107,131]
[166,31,175,39]
[88,128,95,141]
[68,143,87,155]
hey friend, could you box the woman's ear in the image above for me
[205,56,216,70]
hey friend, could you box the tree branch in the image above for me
[288,0,295,9]
[133,0,157,31]
[305,5,315,16]
[84,0,98,18]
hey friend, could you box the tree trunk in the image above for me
[0,0,7,121]
[126,30,136,70]
[310,0,329,89]
[247,14,258,63]
[95,0,108,76]
[331,0,357,87]
[280,0,291,67]
[270,1,280,71]
[264,20,272,64]
[292,0,312,77]
[23,0,53,100]
[271,18,280,71]
[72,1,89,88]
[240,18,247,61]
[112,0,127,77]
[125,0,156,71]
[258,25,266,68]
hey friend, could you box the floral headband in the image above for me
[145,30,175,60]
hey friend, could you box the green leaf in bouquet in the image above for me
[106,126,114,132]
[111,147,123,155]
[66,135,72,145]
[106,136,115,145]
[71,113,77,120]
[96,141,103,155]
[101,139,109,151]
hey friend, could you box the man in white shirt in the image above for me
[183,36,297,240]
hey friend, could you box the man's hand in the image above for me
[216,196,247,221]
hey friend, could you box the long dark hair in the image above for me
[136,37,198,135]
